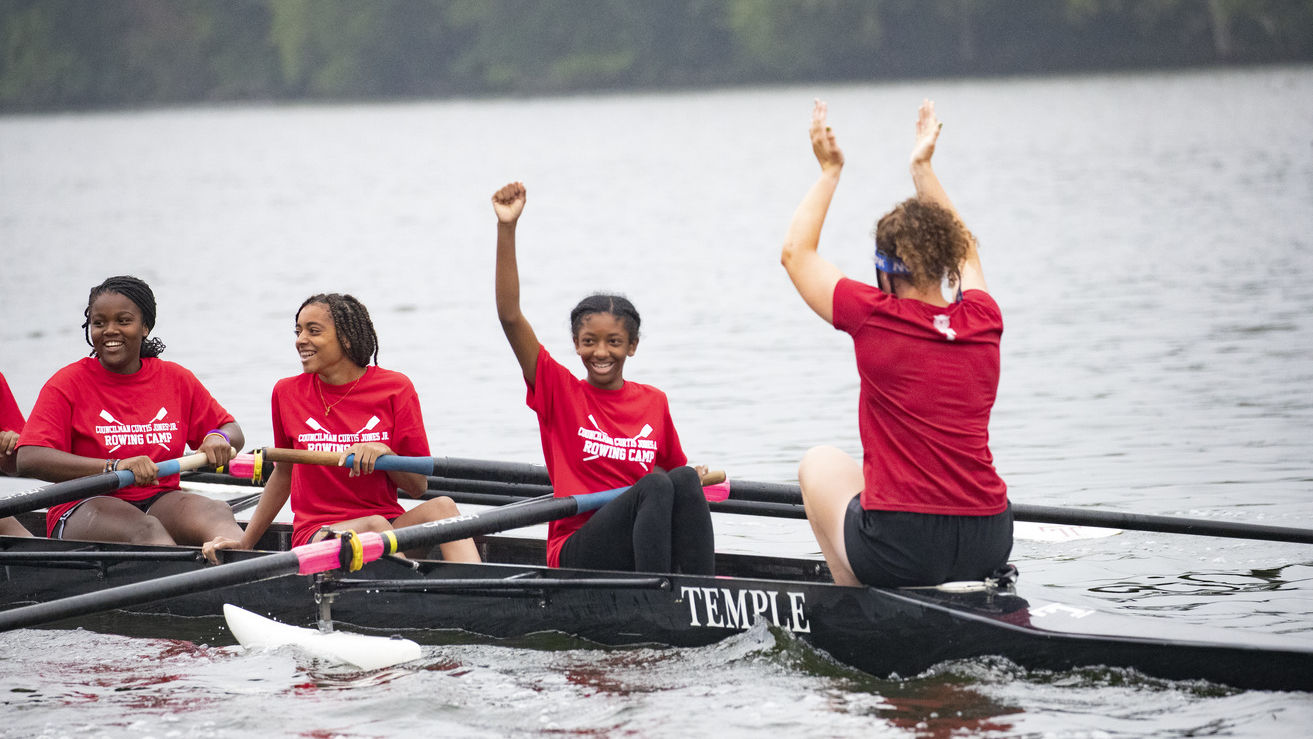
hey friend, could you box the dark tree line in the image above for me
[2,0,1310,112]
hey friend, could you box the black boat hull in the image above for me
[2,534,1311,692]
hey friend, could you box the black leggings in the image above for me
[559,466,715,575]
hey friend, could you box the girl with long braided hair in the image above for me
[207,293,478,562]
[492,182,715,575]
[18,275,245,558]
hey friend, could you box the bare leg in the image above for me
[0,516,32,537]
[148,491,244,546]
[797,445,862,586]
[394,497,480,562]
[61,497,175,546]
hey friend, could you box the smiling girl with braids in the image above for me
[207,293,479,562]
[18,276,245,557]
[492,182,714,575]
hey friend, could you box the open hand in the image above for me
[911,98,942,166]
[810,99,844,172]
[492,182,527,224]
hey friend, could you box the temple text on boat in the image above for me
[678,586,810,633]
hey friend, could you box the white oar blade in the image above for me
[223,604,421,670]
[1015,521,1121,542]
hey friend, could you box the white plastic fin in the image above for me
[223,603,421,670]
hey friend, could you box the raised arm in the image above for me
[492,182,542,384]
[909,99,986,293]
[780,100,848,325]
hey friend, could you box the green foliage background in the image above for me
[2,0,1310,111]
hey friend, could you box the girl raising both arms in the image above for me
[492,181,714,575]
[780,100,1012,588]
[206,293,479,562]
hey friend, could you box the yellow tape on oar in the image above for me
[335,530,365,572]
[382,530,398,556]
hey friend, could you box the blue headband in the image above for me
[873,246,912,276]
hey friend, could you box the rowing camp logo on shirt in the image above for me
[576,415,657,470]
[297,415,389,452]
[934,314,957,341]
[94,407,178,452]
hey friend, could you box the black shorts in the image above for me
[842,495,1013,588]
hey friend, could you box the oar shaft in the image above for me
[1011,504,1313,545]
[722,479,1313,545]
[0,550,300,631]
[0,471,126,518]
[260,448,535,479]
[0,453,211,518]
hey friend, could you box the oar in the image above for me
[1010,503,1313,545]
[0,452,213,518]
[0,483,628,632]
[248,448,554,484]
[245,448,725,488]
[715,479,1313,545]
[236,451,1310,543]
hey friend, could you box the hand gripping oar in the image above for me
[0,484,627,632]
[0,452,214,518]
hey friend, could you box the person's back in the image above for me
[780,99,1012,588]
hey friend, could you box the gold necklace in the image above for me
[316,370,364,416]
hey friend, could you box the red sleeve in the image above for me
[656,393,687,470]
[271,380,292,450]
[17,370,74,452]
[832,277,885,335]
[389,376,430,457]
[526,345,571,423]
[178,366,235,450]
[0,373,25,432]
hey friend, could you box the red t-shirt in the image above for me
[18,357,235,535]
[832,278,1007,515]
[527,346,687,567]
[0,372,24,433]
[271,366,430,547]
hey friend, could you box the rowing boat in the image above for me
[1,473,1311,692]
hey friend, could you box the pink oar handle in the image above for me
[292,532,388,575]
[702,480,731,502]
[227,453,257,480]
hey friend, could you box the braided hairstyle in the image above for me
[873,198,973,290]
[569,293,641,344]
[298,293,379,367]
[83,275,166,358]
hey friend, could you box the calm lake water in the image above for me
[2,65,1312,736]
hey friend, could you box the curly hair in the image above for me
[570,293,641,343]
[873,199,974,289]
[298,293,379,367]
[83,275,166,358]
